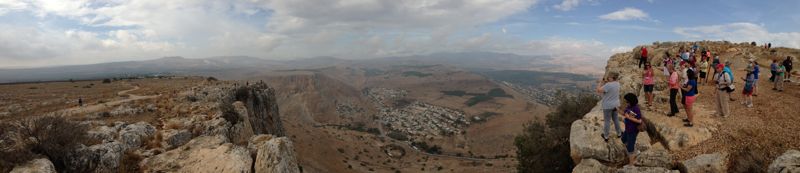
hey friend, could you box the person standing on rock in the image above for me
[752,60,761,96]
[668,66,680,117]
[682,70,698,127]
[724,61,736,101]
[597,72,622,142]
[643,63,655,108]
[771,59,779,82]
[639,47,649,68]
[715,64,732,117]
[620,93,643,166]
[699,59,709,85]
[784,56,793,81]
[712,56,721,81]
[742,66,756,108]
[775,62,786,92]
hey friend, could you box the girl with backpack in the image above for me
[620,93,643,166]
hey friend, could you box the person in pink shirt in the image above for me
[642,62,655,107]
[668,66,680,116]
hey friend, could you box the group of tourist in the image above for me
[596,43,795,166]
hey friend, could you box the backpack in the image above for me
[637,117,647,132]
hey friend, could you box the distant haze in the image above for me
[0,52,602,83]
[2,1,799,68]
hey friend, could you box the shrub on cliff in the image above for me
[514,92,597,173]
[0,116,89,172]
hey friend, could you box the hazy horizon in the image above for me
[2,0,799,68]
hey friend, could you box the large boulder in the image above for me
[252,135,300,173]
[141,135,253,173]
[644,112,713,151]
[679,153,727,173]
[160,129,192,149]
[87,125,120,143]
[635,148,674,169]
[87,141,127,172]
[10,158,56,173]
[228,101,256,145]
[570,106,627,165]
[572,158,611,173]
[769,150,800,173]
[616,165,679,173]
[119,122,156,149]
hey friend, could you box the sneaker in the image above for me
[747,104,753,108]
[600,134,609,142]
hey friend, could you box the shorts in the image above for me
[621,131,638,153]
[743,89,753,96]
[700,72,707,78]
[685,95,697,109]
[643,85,654,92]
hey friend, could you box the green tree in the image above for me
[515,92,598,173]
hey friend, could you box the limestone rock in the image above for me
[228,101,256,145]
[769,150,800,173]
[645,113,712,150]
[119,122,156,149]
[570,106,627,165]
[572,158,611,173]
[88,141,126,172]
[10,158,56,173]
[254,136,300,173]
[616,165,679,173]
[248,134,275,155]
[679,153,727,173]
[635,148,674,169]
[141,135,253,173]
[87,125,119,143]
[161,129,192,149]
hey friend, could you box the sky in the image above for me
[1,0,799,68]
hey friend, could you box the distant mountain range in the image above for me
[0,52,578,83]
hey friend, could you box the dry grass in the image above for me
[119,150,144,173]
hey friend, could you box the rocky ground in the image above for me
[570,41,800,173]
[0,77,301,173]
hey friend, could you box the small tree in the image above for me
[515,92,597,173]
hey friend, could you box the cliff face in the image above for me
[569,41,800,172]
[3,80,300,173]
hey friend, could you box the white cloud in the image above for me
[553,0,580,11]
[0,0,28,15]
[0,0,558,67]
[599,7,649,21]
[674,22,800,48]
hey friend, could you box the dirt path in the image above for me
[56,85,160,115]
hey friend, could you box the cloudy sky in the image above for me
[1,0,799,68]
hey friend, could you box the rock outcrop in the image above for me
[141,135,253,173]
[569,41,762,172]
[223,82,285,137]
[616,165,679,173]
[10,158,56,173]
[678,152,727,173]
[251,135,301,173]
[160,129,192,149]
[572,159,611,173]
[769,150,800,173]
